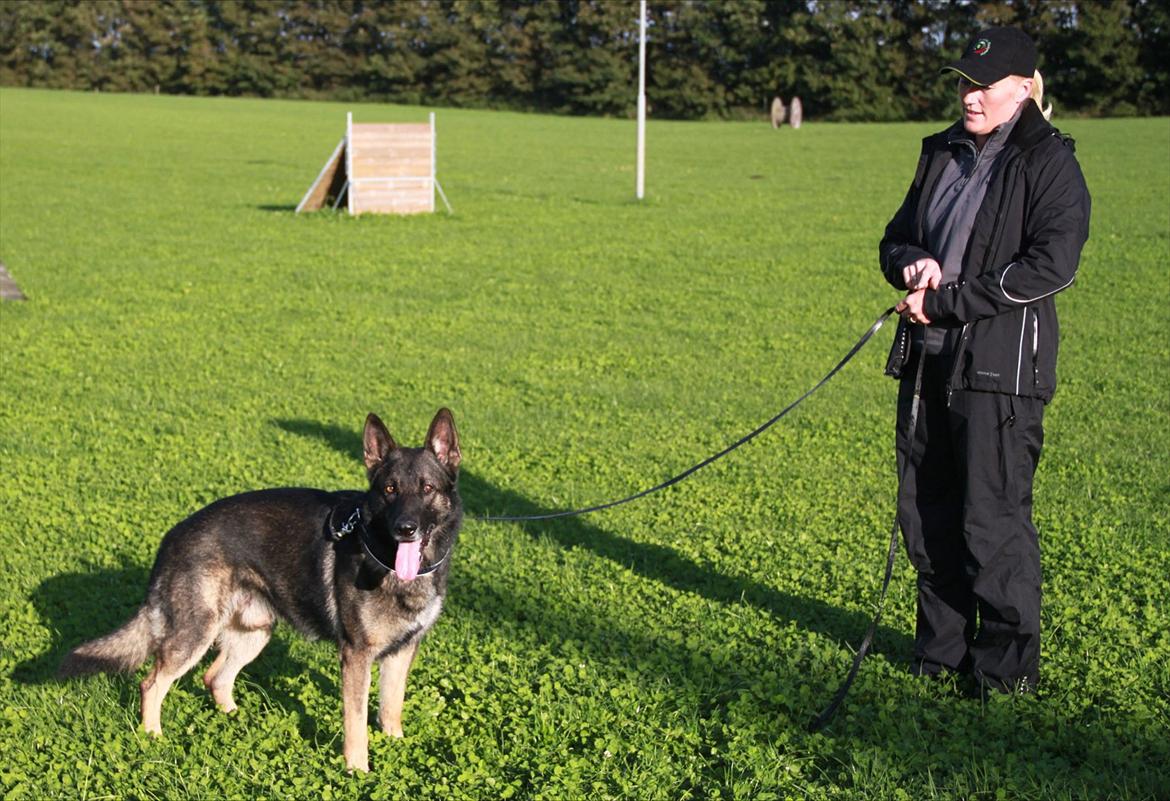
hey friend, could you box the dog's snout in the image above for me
[395,520,419,540]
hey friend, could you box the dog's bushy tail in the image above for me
[58,607,154,678]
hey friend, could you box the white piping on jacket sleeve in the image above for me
[999,261,1078,304]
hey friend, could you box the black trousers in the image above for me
[896,353,1045,691]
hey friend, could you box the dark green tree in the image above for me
[1131,0,1170,113]
[529,0,636,116]
[1046,0,1146,115]
[0,0,1165,119]
[280,1,362,99]
[421,0,497,108]
[648,1,722,119]
[353,1,428,103]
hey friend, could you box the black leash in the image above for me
[474,306,899,523]
[471,305,920,730]
[808,337,924,731]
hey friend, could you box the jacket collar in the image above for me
[932,100,1056,156]
[1004,99,1058,150]
[946,102,1022,154]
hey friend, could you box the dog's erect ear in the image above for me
[363,413,397,475]
[425,408,461,474]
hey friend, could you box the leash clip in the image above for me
[331,507,362,541]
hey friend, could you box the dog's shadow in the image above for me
[14,565,150,684]
[274,418,912,665]
[16,563,335,742]
[17,418,909,737]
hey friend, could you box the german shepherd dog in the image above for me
[59,409,462,772]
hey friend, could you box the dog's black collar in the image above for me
[328,502,451,578]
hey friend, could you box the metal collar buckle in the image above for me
[330,506,362,542]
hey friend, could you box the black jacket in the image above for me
[880,101,1091,402]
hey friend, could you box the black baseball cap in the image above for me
[942,27,1037,87]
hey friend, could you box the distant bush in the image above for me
[1,0,1167,121]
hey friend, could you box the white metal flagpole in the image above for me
[636,0,647,200]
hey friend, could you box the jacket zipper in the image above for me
[946,155,1021,407]
[947,322,968,407]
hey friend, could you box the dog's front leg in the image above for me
[340,645,374,772]
[378,639,419,738]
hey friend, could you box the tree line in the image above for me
[1,0,1166,121]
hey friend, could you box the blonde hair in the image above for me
[1030,70,1053,120]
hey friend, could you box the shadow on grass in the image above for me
[17,562,336,744]
[15,419,1169,797]
[273,417,912,664]
[458,183,638,208]
[15,416,909,749]
[14,564,150,684]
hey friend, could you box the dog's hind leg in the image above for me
[340,645,375,772]
[140,612,220,736]
[378,639,419,739]
[203,626,271,713]
[203,593,275,714]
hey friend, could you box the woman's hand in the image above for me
[902,258,942,291]
[897,289,932,325]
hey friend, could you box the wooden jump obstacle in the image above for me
[296,112,452,215]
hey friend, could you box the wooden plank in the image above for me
[352,123,431,134]
[353,200,432,211]
[350,142,431,153]
[352,196,433,215]
[353,185,432,199]
[351,150,432,163]
[350,141,431,155]
[354,183,432,196]
[352,179,433,215]
[345,113,352,214]
[351,154,431,166]
[343,116,437,215]
[350,161,431,180]
[0,261,27,301]
[351,126,431,136]
[296,138,346,213]
[350,131,430,144]
[352,188,432,201]
[349,138,431,149]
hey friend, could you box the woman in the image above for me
[879,27,1090,695]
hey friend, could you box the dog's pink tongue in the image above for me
[396,540,422,582]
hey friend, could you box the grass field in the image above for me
[1,87,1167,800]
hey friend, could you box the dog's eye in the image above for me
[422,483,435,495]
[385,483,397,495]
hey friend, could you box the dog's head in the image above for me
[361,408,462,581]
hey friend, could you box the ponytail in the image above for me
[1030,70,1053,120]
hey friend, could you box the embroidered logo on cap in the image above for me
[972,39,991,56]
